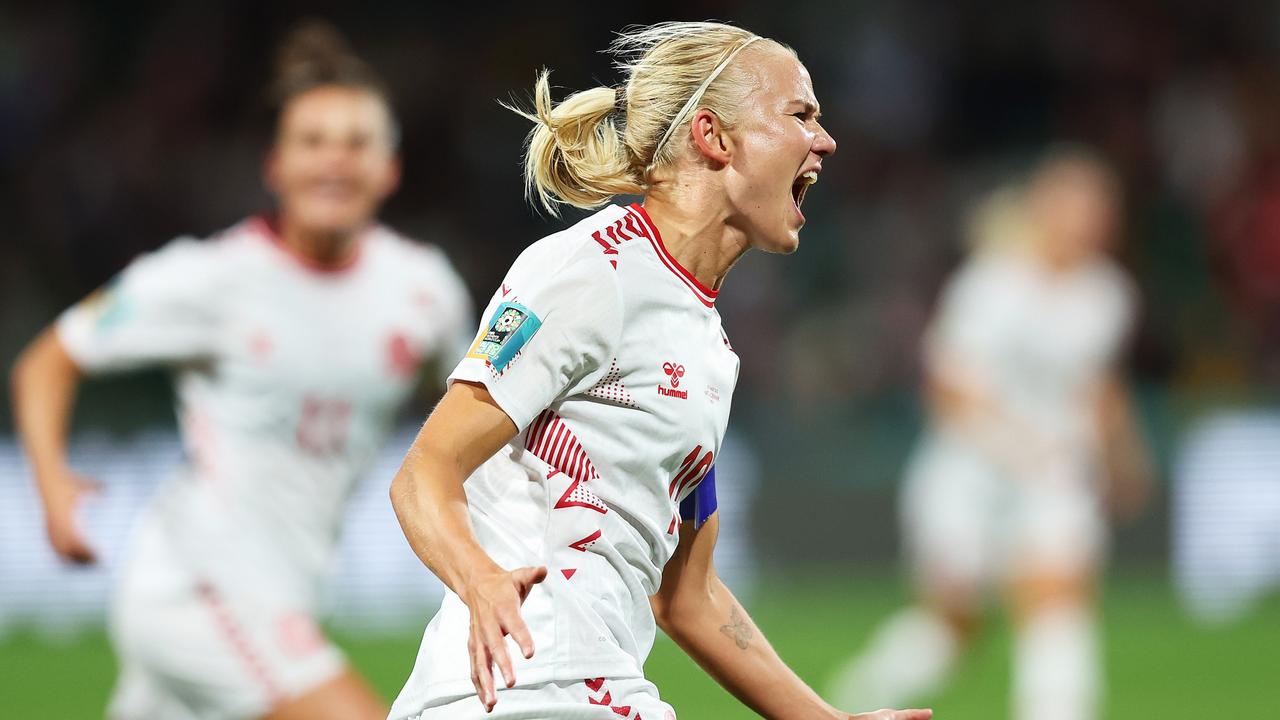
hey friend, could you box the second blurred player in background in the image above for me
[9,21,472,720]
[828,148,1153,720]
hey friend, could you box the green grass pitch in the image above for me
[1,573,1275,718]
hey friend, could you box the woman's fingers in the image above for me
[504,610,536,660]
[62,534,97,564]
[48,514,97,564]
[469,628,496,710]
[511,565,548,600]
[504,567,543,658]
[485,618,517,689]
[464,567,551,709]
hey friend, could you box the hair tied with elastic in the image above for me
[614,87,627,117]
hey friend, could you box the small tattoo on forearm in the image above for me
[719,605,753,650]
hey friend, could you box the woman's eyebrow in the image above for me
[789,99,820,116]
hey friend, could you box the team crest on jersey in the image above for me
[79,282,131,329]
[467,301,542,373]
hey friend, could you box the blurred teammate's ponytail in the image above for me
[966,184,1032,256]
[269,19,399,146]
[966,145,1120,257]
[509,21,793,215]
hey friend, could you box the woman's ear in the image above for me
[689,109,732,166]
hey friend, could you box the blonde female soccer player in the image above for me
[387,21,930,720]
[10,23,472,720]
[828,149,1152,720]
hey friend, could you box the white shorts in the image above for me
[405,676,676,720]
[106,519,345,720]
[902,436,1106,592]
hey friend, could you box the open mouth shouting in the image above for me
[790,167,820,223]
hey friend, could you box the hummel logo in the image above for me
[659,361,688,400]
[662,362,686,388]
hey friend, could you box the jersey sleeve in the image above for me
[923,258,1010,374]
[56,237,222,373]
[449,247,623,431]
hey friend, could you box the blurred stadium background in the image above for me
[2,0,1279,716]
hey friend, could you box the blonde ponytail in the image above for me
[507,21,792,216]
[509,71,643,216]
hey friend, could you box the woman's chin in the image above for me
[756,230,801,255]
[295,211,368,237]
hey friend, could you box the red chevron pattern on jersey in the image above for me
[552,469,609,514]
[584,677,641,718]
[590,208,649,269]
[568,530,602,552]
[526,410,600,485]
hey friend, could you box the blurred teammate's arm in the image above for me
[925,351,1057,478]
[1093,372,1153,520]
[389,380,547,712]
[10,326,97,563]
[651,513,930,720]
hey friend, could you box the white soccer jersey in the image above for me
[391,203,739,718]
[58,216,473,601]
[924,252,1135,463]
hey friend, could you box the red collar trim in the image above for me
[249,215,366,275]
[626,203,718,308]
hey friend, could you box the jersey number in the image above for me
[297,396,351,456]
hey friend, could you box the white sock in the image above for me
[1012,604,1100,720]
[826,606,959,711]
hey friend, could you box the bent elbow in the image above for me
[10,341,44,403]
[650,591,697,642]
[650,596,672,635]
[11,328,79,397]
[388,466,415,516]
[653,609,682,644]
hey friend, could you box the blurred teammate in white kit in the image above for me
[9,22,472,720]
[828,149,1153,720]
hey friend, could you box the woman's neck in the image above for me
[641,182,751,292]
[277,216,363,269]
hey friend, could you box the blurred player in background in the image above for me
[828,148,1152,720]
[386,20,927,720]
[9,21,472,720]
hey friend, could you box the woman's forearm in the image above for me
[662,577,839,720]
[389,382,519,596]
[1093,376,1153,518]
[390,449,502,595]
[10,327,81,503]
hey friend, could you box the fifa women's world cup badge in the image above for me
[467,301,543,373]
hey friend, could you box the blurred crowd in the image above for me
[2,0,1279,489]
